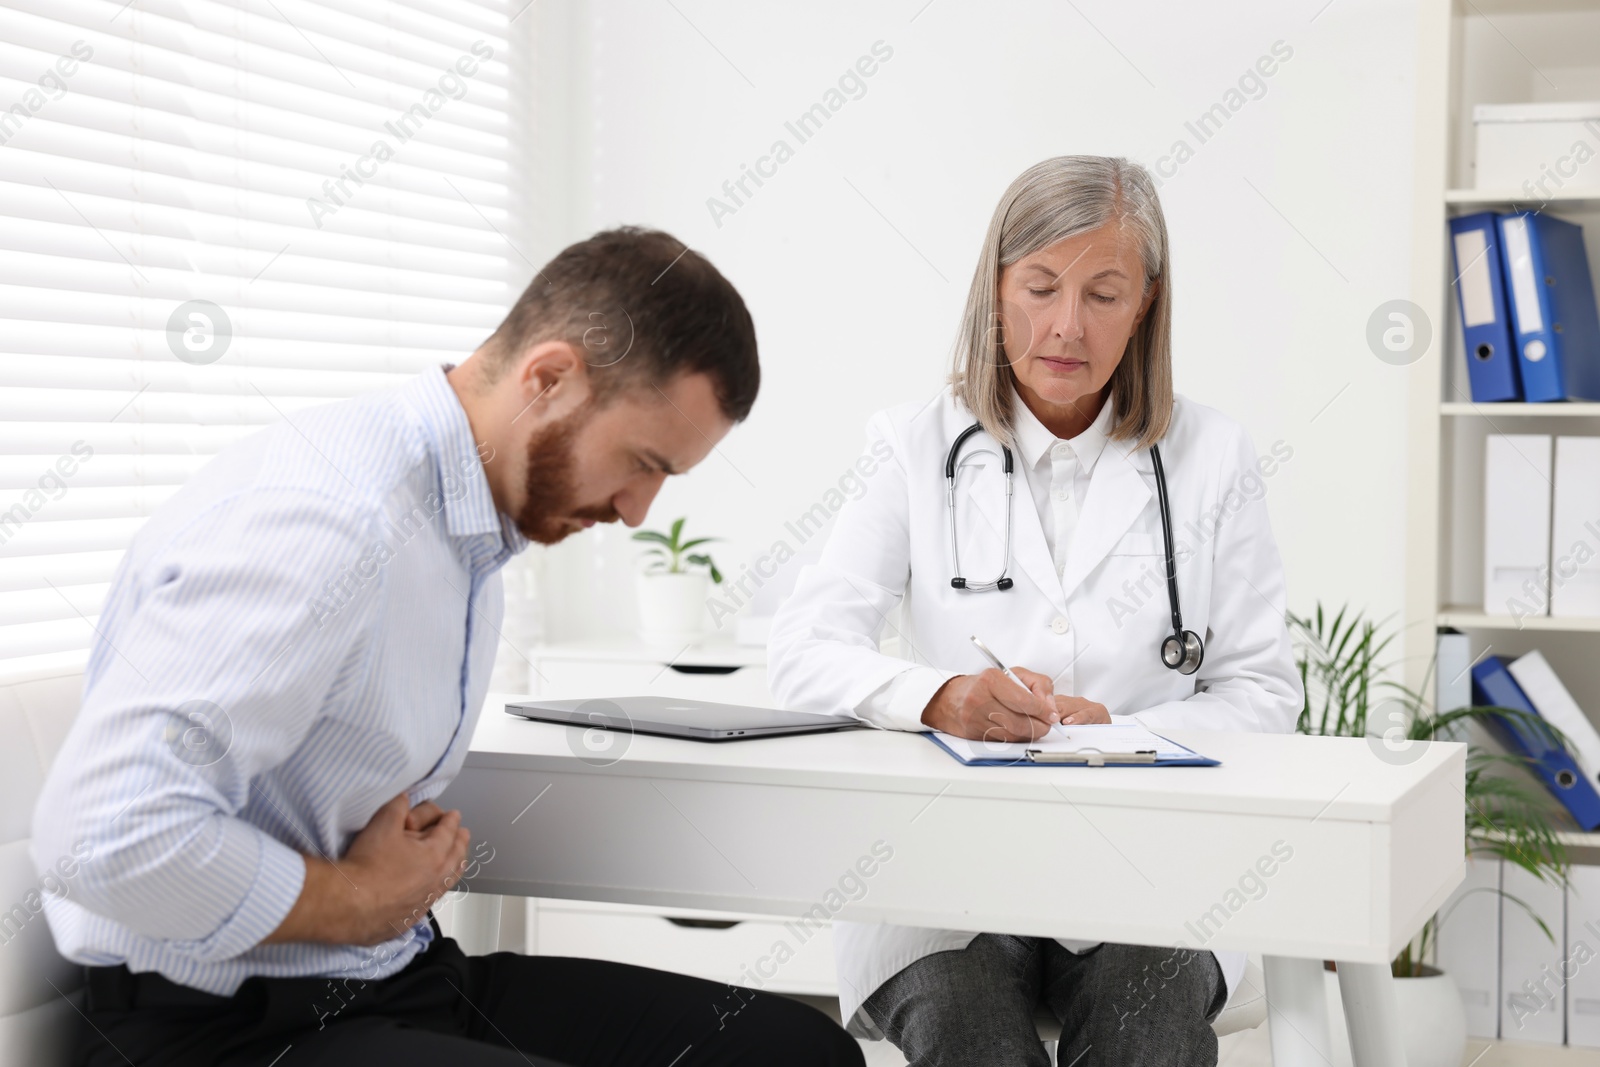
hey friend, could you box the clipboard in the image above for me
[924,725,1219,768]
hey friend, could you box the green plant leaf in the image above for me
[684,553,724,584]
[631,530,673,547]
[677,537,718,551]
[1497,888,1558,945]
[669,516,686,549]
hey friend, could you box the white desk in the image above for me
[441,694,1466,1067]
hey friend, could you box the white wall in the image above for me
[535,0,1423,655]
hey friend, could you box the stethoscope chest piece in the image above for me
[1161,630,1205,676]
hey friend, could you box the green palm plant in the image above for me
[631,517,723,583]
[1292,604,1394,737]
[1290,604,1570,978]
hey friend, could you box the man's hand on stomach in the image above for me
[265,794,471,946]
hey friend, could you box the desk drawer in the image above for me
[531,658,774,708]
[530,899,836,996]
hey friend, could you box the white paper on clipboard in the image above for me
[931,722,1195,764]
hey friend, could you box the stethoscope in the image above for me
[945,421,1205,676]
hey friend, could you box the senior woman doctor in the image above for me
[768,155,1301,1067]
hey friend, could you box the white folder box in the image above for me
[1500,861,1566,1044]
[1552,436,1600,617]
[1509,650,1600,791]
[1436,630,1472,725]
[1435,855,1501,1039]
[1569,866,1600,1047]
[1484,434,1552,617]
[1475,102,1600,192]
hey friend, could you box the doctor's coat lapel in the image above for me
[1058,437,1154,603]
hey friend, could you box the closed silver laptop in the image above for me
[505,695,861,741]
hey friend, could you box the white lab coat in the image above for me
[768,387,1302,1032]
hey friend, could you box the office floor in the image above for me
[843,1017,1276,1066]
[1207,1031,1600,1067]
[785,995,1600,1066]
[858,1033,1600,1066]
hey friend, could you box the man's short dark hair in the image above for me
[483,227,759,422]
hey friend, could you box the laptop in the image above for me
[505,695,861,741]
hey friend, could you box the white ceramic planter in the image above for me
[1323,967,1466,1067]
[636,571,711,644]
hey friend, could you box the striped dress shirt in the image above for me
[31,366,527,996]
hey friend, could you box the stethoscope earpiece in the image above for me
[947,422,1205,675]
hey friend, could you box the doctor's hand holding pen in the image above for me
[920,668,1112,741]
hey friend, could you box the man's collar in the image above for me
[1010,388,1114,471]
[404,366,526,553]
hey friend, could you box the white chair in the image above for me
[0,664,87,1067]
[1035,955,1267,1063]
[1211,956,1269,1035]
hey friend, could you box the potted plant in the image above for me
[1292,605,1569,1067]
[631,517,724,644]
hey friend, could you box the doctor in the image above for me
[769,156,1301,1066]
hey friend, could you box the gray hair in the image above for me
[950,155,1173,448]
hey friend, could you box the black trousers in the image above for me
[80,937,864,1067]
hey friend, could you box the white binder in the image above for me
[1569,866,1600,1047]
[1501,861,1566,1044]
[1436,630,1472,727]
[1509,650,1600,792]
[1484,435,1552,617]
[1435,855,1501,1039]
[1552,436,1600,617]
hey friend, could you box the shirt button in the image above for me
[1053,443,1070,458]
[1055,490,1070,502]
[1051,616,1070,635]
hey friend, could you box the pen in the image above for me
[969,635,1035,696]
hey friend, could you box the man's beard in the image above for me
[515,406,620,545]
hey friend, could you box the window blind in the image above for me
[0,0,528,673]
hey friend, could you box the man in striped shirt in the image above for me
[33,228,863,1067]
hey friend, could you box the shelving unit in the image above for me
[1407,0,1600,702]
[1477,829,1600,850]
[1407,0,1600,1049]
[1436,608,1600,633]
[1446,188,1600,207]
[1441,402,1600,416]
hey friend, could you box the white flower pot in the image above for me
[636,572,711,644]
[1323,966,1466,1067]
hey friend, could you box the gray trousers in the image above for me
[862,936,1225,1067]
